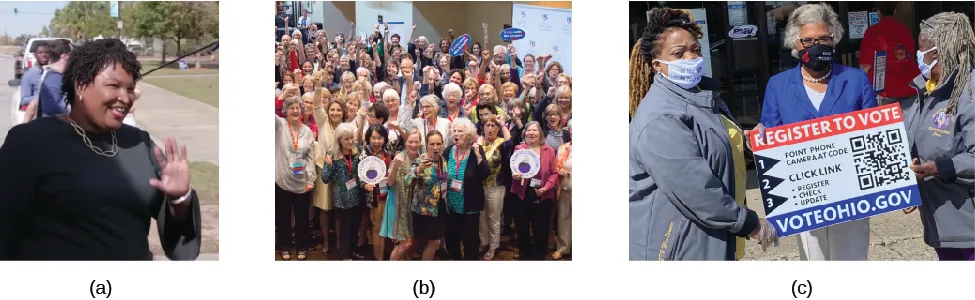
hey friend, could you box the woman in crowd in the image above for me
[344,92,361,124]
[0,39,201,260]
[338,71,356,97]
[322,123,365,260]
[509,121,558,260]
[542,104,567,158]
[442,83,466,121]
[463,77,480,108]
[476,113,511,260]
[535,75,571,132]
[904,12,975,261]
[300,93,319,138]
[629,8,777,261]
[276,94,318,261]
[311,93,346,256]
[553,121,572,260]
[405,95,452,151]
[442,119,489,260]
[755,3,876,261]
[405,130,449,260]
[542,60,564,92]
[360,124,395,260]
[383,129,422,260]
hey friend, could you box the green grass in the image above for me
[142,76,219,107]
[143,68,219,77]
[190,162,219,205]
[139,58,219,77]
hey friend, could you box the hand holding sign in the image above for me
[358,156,388,185]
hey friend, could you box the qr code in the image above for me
[849,129,911,190]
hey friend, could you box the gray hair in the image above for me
[282,96,305,116]
[920,12,975,115]
[374,82,390,94]
[419,94,442,113]
[332,123,358,156]
[450,117,476,144]
[556,85,571,98]
[292,29,302,36]
[785,3,844,58]
[382,89,400,103]
[522,121,543,146]
[493,45,506,54]
[442,83,462,100]
[418,36,428,43]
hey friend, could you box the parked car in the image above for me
[13,45,25,79]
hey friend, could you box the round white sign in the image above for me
[358,156,388,185]
[509,149,541,178]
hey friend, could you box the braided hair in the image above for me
[62,39,142,106]
[629,8,702,118]
[920,12,975,116]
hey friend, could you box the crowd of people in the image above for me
[274,14,573,261]
[629,4,974,261]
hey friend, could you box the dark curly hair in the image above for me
[62,39,142,106]
[629,8,703,117]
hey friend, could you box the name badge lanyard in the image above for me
[454,146,467,181]
[288,123,301,161]
[344,154,354,177]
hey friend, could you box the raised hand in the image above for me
[150,137,191,199]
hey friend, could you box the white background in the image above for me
[511,3,572,76]
[0,0,971,299]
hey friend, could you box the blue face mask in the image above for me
[917,47,938,79]
[654,57,705,89]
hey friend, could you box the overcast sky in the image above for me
[0,2,70,36]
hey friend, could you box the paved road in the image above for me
[741,170,937,260]
[0,56,218,261]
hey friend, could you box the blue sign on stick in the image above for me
[449,34,471,57]
[499,28,526,41]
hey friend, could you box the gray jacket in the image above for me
[904,69,975,249]
[629,74,759,261]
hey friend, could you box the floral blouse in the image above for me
[478,137,505,188]
[322,145,364,209]
[405,155,448,217]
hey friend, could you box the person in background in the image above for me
[403,95,452,152]
[629,8,776,261]
[858,1,919,110]
[903,12,975,261]
[311,91,347,256]
[25,39,72,120]
[753,3,876,261]
[406,130,449,261]
[276,94,318,261]
[20,41,50,108]
[322,123,365,260]
[553,121,572,260]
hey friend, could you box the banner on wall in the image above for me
[511,4,572,76]
[687,9,712,78]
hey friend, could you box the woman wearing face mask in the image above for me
[752,3,877,261]
[322,123,365,261]
[405,130,449,260]
[901,13,975,261]
[629,8,778,261]
[383,129,422,260]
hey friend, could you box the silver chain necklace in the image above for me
[68,118,118,157]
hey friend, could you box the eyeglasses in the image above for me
[798,37,834,47]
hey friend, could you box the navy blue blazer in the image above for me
[759,64,878,127]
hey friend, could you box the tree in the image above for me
[130,1,218,65]
[49,2,117,40]
[40,25,50,37]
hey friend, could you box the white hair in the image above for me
[374,82,390,94]
[493,45,506,54]
[292,29,302,36]
[785,3,844,58]
[450,117,476,144]
[418,36,428,42]
[357,67,369,75]
[419,94,441,112]
[442,83,462,99]
[556,85,571,97]
[501,64,511,71]
[382,89,400,103]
